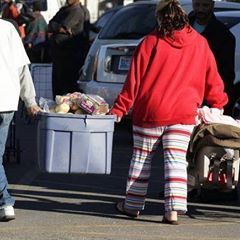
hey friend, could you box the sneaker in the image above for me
[0,206,15,221]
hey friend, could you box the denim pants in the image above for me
[0,111,15,208]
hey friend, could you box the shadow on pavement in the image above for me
[5,112,240,224]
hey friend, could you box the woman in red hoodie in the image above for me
[111,0,228,224]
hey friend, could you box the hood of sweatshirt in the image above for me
[163,26,199,48]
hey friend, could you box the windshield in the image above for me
[99,4,157,40]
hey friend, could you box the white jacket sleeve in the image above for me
[19,65,37,108]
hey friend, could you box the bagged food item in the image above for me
[39,97,56,112]
[67,92,83,112]
[76,94,109,115]
[54,95,71,113]
[39,93,109,115]
[55,102,70,114]
[55,95,71,105]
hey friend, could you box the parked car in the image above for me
[78,0,240,107]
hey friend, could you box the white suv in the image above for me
[78,0,240,107]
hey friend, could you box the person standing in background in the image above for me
[48,0,85,98]
[24,0,48,63]
[0,19,41,221]
[110,0,228,224]
[189,0,236,116]
[1,0,30,39]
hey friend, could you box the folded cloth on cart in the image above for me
[196,106,240,127]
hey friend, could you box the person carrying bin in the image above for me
[0,18,41,221]
[110,0,228,224]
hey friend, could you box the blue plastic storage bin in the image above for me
[37,112,115,174]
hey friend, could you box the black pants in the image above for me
[51,49,84,98]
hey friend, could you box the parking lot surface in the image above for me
[2,116,240,240]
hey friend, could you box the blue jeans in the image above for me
[0,112,15,208]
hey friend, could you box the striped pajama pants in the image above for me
[124,124,194,213]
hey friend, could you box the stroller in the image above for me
[187,123,240,201]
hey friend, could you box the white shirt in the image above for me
[0,19,35,111]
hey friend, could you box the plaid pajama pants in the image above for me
[124,124,194,213]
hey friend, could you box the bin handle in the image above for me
[84,115,88,127]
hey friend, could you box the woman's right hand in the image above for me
[107,111,122,123]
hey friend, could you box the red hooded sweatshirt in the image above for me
[111,27,228,127]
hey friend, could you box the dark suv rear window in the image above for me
[217,16,240,29]
[99,3,240,40]
[99,4,157,39]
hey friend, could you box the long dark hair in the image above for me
[155,0,190,38]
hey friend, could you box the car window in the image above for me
[99,4,157,39]
[98,2,240,40]
[217,16,240,29]
[95,10,117,29]
[214,7,240,12]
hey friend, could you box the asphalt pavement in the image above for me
[1,112,240,240]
